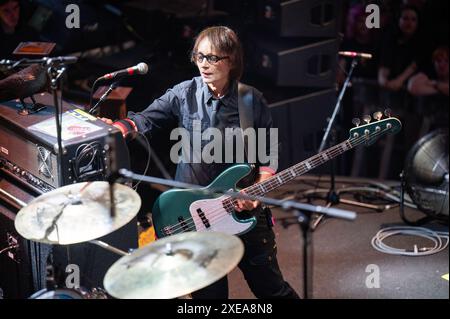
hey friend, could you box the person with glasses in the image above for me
[102,26,299,299]
[0,0,38,60]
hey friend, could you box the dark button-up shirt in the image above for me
[128,76,275,186]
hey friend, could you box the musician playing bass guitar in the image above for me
[102,26,299,299]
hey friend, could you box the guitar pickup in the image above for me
[196,208,210,228]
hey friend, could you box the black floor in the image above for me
[229,176,449,299]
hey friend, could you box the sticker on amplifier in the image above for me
[28,111,102,141]
[68,109,97,121]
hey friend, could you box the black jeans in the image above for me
[191,207,300,299]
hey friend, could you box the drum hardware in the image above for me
[89,240,130,257]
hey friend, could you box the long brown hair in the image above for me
[191,26,244,81]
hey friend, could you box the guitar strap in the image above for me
[238,83,273,226]
[237,82,254,162]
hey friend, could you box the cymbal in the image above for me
[14,182,141,245]
[103,232,244,299]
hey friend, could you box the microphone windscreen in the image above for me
[137,62,148,74]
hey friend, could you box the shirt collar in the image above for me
[201,78,238,108]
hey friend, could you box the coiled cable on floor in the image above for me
[371,226,449,256]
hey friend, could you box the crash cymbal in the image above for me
[103,232,244,299]
[15,182,141,245]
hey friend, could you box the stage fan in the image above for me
[403,129,449,224]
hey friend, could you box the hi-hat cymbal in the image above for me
[14,182,141,245]
[103,232,244,299]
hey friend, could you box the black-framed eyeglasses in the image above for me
[192,52,229,64]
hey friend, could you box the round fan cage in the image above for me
[404,129,449,222]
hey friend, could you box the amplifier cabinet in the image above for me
[0,93,129,193]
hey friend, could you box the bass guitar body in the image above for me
[152,164,257,239]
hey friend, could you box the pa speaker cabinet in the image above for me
[267,87,337,172]
[258,0,340,37]
[250,36,338,87]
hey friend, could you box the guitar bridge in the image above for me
[162,216,190,236]
[162,225,173,236]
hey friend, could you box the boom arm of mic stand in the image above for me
[118,169,357,221]
[88,81,119,115]
[318,58,358,152]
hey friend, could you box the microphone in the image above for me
[338,51,372,59]
[97,62,148,81]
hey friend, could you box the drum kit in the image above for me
[14,182,244,299]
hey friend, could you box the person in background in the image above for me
[378,5,423,93]
[0,0,38,60]
[408,46,449,135]
[337,3,379,86]
[408,46,449,97]
[376,5,426,179]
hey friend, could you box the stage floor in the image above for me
[228,176,449,299]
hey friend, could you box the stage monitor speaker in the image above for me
[258,0,340,37]
[267,87,337,171]
[250,35,338,87]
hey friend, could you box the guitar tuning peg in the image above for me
[384,108,392,118]
[352,118,361,127]
[373,111,383,121]
[362,114,371,124]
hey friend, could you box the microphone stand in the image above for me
[88,81,119,115]
[311,57,368,230]
[117,168,356,299]
[46,61,69,186]
[105,133,121,219]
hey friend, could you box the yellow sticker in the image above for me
[442,274,449,281]
[68,108,97,121]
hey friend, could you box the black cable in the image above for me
[132,132,153,190]
[73,142,102,179]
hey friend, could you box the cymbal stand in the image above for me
[89,240,130,256]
